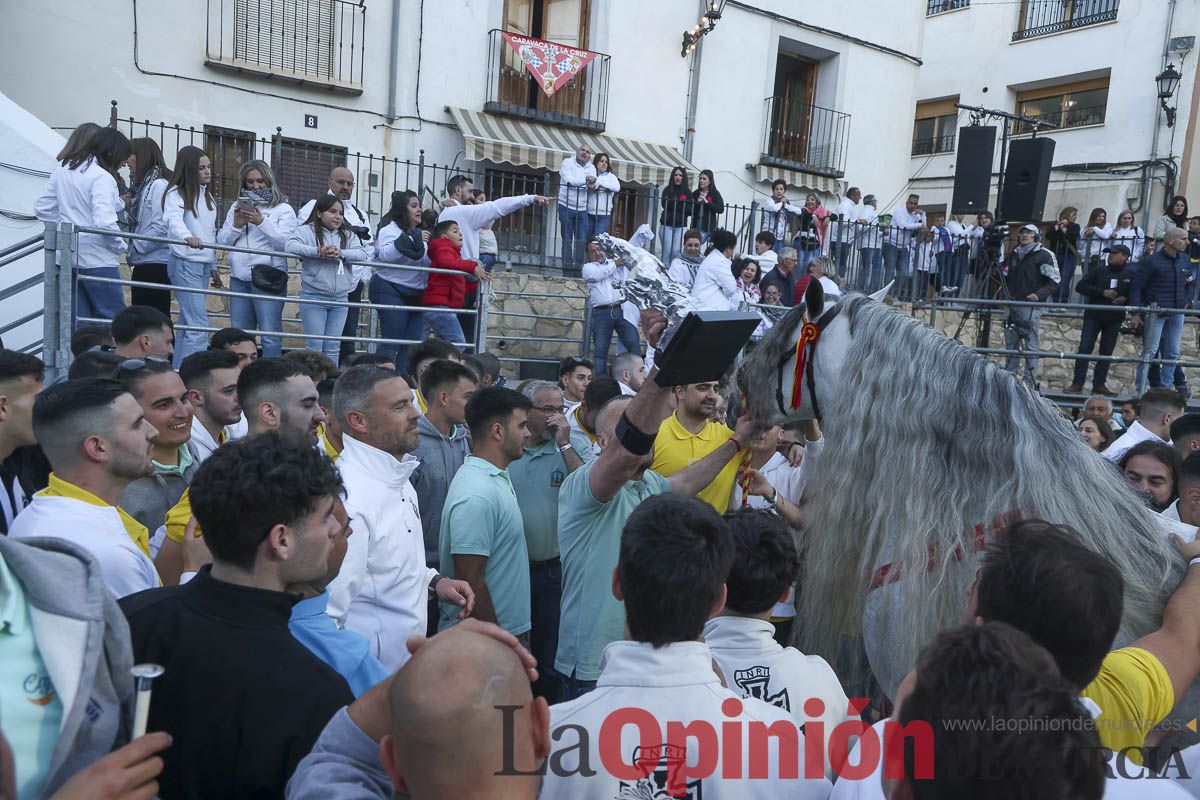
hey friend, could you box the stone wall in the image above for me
[483,272,590,379]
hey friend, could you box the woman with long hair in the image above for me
[125,138,174,314]
[659,166,691,264]
[690,169,725,242]
[286,196,370,364]
[1080,417,1115,452]
[1045,207,1080,303]
[587,152,620,240]
[792,193,828,272]
[1110,210,1146,263]
[216,159,297,357]
[55,122,102,164]
[1079,207,1111,270]
[35,127,132,324]
[162,145,218,365]
[372,190,431,366]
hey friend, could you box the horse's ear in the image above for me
[869,281,894,303]
[805,276,825,321]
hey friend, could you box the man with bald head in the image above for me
[298,166,373,363]
[1132,226,1193,394]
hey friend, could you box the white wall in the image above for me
[911,0,1199,225]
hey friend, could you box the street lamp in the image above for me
[1157,64,1182,128]
[681,0,728,57]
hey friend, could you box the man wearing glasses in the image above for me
[508,380,593,703]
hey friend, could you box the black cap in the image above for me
[1103,244,1131,256]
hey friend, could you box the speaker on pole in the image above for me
[1000,138,1056,221]
[951,126,996,215]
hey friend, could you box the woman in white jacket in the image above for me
[34,128,132,324]
[690,229,739,311]
[1110,209,1146,262]
[126,138,174,315]
[162,146,218,366]
[586,152,621,239]
[217,160,298,357]
[286,196,371,365]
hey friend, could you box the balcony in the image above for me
[205,0,366,94]
[761,96,850,178]
[484,28,610,133]
[911,132,956,156]
[927,0,969,16]
[1013,0,1118,42]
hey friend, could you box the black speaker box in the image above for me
[1000,137,1056,222]
[951,126,996,215]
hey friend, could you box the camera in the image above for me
[983,221,1009,249]
[344,224,372,243]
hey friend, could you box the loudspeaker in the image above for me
[1000,138,1056,221]
[951,126,996,215]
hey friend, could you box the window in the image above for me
[483,168,546,256]
[499,0,592,122]
[1016,78,1108,133]
[927,0,969,15]
[1014,0,1119,41]
[204,126,257,220]
[272,136,348,213]
[911,98,958,156]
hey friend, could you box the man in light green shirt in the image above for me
[508,381,592,702]
[438,388,533,640]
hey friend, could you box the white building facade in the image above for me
[1,0,922,272]
[909,0,1200,230]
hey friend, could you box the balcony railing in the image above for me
[205,0,366,93]
[484,28,611,133]
[1016,103,1106,134]
[927,0,969,15]
[1013,0,1118,41]
[761,97,850,178]
[912,132,956,156]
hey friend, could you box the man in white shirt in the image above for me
[1162,453,1200,543]
[884,194,926,298]
[11,378,160,598]
[558,144,596,271]
[326,365,474,670]
[830,186,861,275]
[0,351,44,534]
[582,240,640,376]
[544,493,831,799]
[1104,387,1184,462]
[558,356,593,409]
[1171,413,1200,459]
[612,351,645,396]
[111,305,175,362]
[179,350,243,462]
[438,175,551,261]
[297,167,374,364]
[857,194,885,292]
[706,509,855,781]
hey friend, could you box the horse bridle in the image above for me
[773,301,842,421]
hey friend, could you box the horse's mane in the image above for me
[790,294,1179,695]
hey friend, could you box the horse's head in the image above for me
[739,281,890,427]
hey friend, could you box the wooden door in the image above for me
[772,55,817,164]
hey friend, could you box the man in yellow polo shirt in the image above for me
[650,381,743,513]
[9,378,160,597]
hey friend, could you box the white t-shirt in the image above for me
[1103,421,1168,463]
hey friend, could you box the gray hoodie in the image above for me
[120,442,201,537]
[0,535,135,795]
[286,224,371,297]
[410,415,470,567]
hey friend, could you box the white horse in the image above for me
[739,282,1181,706]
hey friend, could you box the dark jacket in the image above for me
[1075,261,1133,322]
[1003,244,1059,301]
[1045,221,1081,259]
[689,188,725,233]
[0,444,50,534]
[660,187,692,228]
[1130,247,1192,311]
[759,265,800,308]
[422,237,477,309]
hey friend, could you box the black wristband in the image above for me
[615,412,657,456]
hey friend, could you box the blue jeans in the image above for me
[479,253,497,272]
[860,248,884,292]
[369,274,426,368]
[660,226,687,265]
[299,286,349,365]
[424,308,466,344]
[1149,355,1187,393]
[560,672,598,702]
[1136,312,1185,394]
[1055,251,1078,303]
[588,214,611,239]
[796,247,818,273]
[73,266,125,326]
[591,304,640,377]
[168,255,212,367]
[829,240,853,274]
[883,243,912,299]
[559,205,589,269]
[229,276,285,358]
[530,560,562,704]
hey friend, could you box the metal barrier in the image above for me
[40,222,489,382]
[0,232,47,353]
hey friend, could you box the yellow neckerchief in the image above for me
[416,389,428,415]
[317,423,341,462]
[218,429,228,445]
[39,473,151,557]
[571,405,597,443]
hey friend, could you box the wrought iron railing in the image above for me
[1013,0,1119,41]
[761,97,850,178]
[484,29,611,133]
[1015,103,1106,134]
[911,132,957,156]
[205,0,366,91]
[927,0,970,15]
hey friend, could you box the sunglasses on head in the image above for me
[118,355,171,372]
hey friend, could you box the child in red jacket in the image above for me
[422,220,490,344]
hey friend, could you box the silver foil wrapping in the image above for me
[594,232,705,350]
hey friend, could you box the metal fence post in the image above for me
[54,223,76,381]
[578,299,591,359]
[476,284,491,354]
[41,222,62,380]
[1147,302,1161,383]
